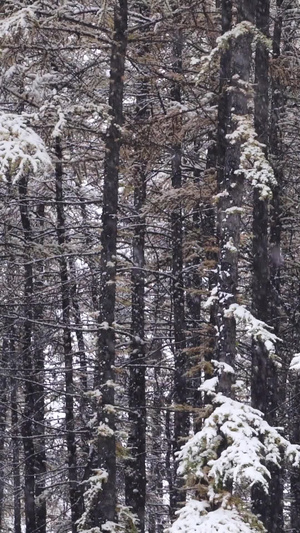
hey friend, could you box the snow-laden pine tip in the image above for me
[290,353,300,372]
[169,500,264,533]
[0,114,52,183]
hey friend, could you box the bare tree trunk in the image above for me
[170,17,189,517]
[0,334,8,530]
[268,2,291,529]
[34,204,47,533]
[55,138,84,533]
[69,257,89,462]
[19,174,37,533]
[11,354,22,533]
[147,343,166,533]
[5,189,22,533]
[251,0,284,530]
[70,258,88,399]
[87,1,127,528]
[215,0,233,395]
[291,381,300,531]
[251,0,270,417]
[125,6,148,527]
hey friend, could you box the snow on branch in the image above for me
[227,115,276,199]
[204,291,279,356]
[224,303,279,355]
[0,6,37,40]
[78,500,138,533]
[79,526,102,533]
[170,499,264,533]
[51,107,67,138]
[170,366,300,532]
[199,21,271,77]
[0,114,52,182]
[289,353,300,372]
[77,469,108,532]
[177,393,300,498]
[199,361,234,395]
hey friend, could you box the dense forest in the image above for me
[2,0,300,532]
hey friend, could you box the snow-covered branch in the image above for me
[0,114,52,182]
[224,303,279,355]
[227,114,276,199]
[170,500,265,533]
[199,21,271,78]
[0,6,37,40]
[289,353,300,372]
[170,393,300,532]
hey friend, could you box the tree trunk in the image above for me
[271,2,300,530]
[170,18,189,517]
[216,0,254,395]
[5,185,22,533]
[19,174,37,533]
[88,1,127,528]
[215,0,233,395]
[34,203,47,533]
[0,334,8,530]
[251,0,284,530]
[147,343,165,533]
[251,0,270,417]
[69,257,89,460]
[11,356,22,533]
[125,7,148,528]
[55,138,84,533]
[251,1,282,526]
[290,377,300,532]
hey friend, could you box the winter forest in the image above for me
[3,0,300,532]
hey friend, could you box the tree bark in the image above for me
[19,174,37,533]
[251,0,270,417]
[216,0,254,395]
[5,181,22,533]
[147,343,165,533]
[88,1,127,528]
[251,0,284,530]
[125,6,148,528]
[69,257,89,460]
[170,16,189,517]
[34,203,47,533]
[11,353,22,533]
[55,138,84,533]
[0,334,8,530]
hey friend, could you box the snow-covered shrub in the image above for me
[169,376,300,533]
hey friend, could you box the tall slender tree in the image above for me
[19,173,38,533]
[55,137,84,533]
[84,1,128,529]
[125,4,150,530]
[251,0,284,530]
[216,0,255,394]
[169,7,190,517]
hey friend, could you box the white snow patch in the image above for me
[0,7,36,39]
[227,114,276,199]
[0,114,52,182]
[199,377,219,393]
[224,303,279,354]
[177,393,300,495]
[97,423,114,437]
[290,353,300,372]
[170,500,263,533]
